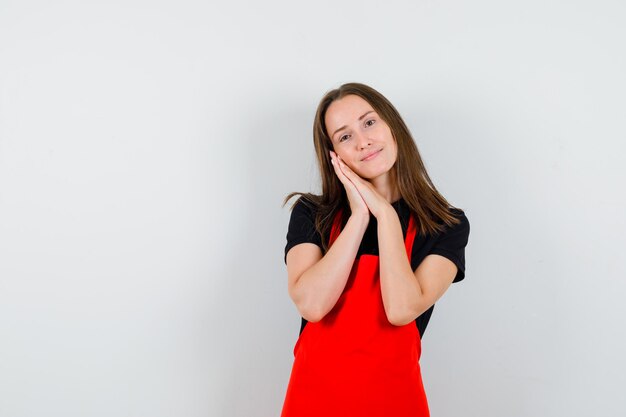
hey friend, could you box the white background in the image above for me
[1,1,625,416]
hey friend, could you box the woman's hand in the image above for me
[329,151,393,219]
[329,150,369,219]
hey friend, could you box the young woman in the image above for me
[280,82,470,417]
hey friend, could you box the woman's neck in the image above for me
[369,171,401,203]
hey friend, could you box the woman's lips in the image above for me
[362,149,382,161]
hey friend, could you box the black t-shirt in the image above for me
[284,197,470,338]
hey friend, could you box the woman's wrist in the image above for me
[348,210,370,230]
[376,204,398,224]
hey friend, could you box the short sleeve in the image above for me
[284,198,323,264]
[428,209,470,283]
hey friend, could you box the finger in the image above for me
[338,165,367,200]
[336,158,378,200]
[340,161,375,194]
[332,154,361,190]
[337,157,362,185]
[331,156,352,186]
[336,159,359,187]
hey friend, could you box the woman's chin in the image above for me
[359,166,392,181]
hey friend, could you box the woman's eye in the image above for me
[365,119,376,127]
[339,134,350,142]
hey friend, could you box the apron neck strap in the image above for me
[328,207,417,261]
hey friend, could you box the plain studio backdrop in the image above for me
[1,1,624,416]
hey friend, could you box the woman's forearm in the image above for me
[377,207,423,325]
[293,213,369,322]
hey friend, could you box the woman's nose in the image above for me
[354,131,371,149]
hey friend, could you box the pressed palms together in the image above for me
[329,150,393,219]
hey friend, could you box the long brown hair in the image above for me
[282,82,463,254]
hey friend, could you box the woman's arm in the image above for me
[377,206,457,326]
[286,212,369,322]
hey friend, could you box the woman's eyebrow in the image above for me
[331,110,375,139]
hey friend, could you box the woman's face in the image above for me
[324,94,397,181]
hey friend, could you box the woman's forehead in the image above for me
[325,95,375,127]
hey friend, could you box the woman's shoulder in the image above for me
[285,195,324,264]
[437,206,470,238]
[291,194,321,218]
[450,207,469,223]
[432,206,468,222]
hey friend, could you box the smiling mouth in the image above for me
[362,149,382,161]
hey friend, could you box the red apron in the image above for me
[281,208,430,417]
